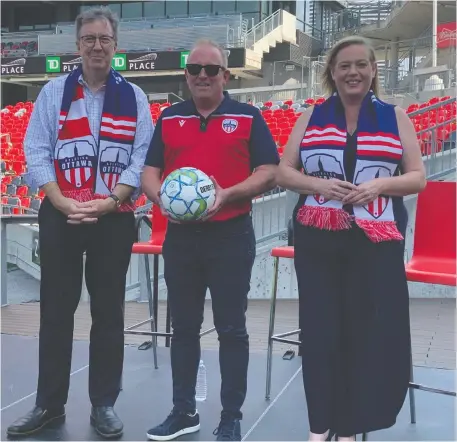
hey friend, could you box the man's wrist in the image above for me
[106,195,119,211]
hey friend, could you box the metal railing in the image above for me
[244,9,282,50]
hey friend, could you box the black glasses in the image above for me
[80,35,115,47]
[186,64,225,77]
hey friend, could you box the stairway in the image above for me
[243,10,297,70]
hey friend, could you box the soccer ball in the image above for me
[160,167,216,221]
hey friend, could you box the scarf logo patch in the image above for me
[57,140,96,188]
[99,146,129,192]
[355,166,392,219]
[304,154,344,205]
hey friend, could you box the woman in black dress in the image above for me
[277,36,426,441]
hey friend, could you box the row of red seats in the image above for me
[1,96,455,197]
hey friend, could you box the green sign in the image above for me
[112,53,126,71]
[46,56,60,73]
[180,51,189,69]
[32,232,40,266]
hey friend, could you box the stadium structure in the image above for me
[0,2,456,439]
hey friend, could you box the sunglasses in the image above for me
[186,64,225,77]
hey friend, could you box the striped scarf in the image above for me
[297,90,404,242]
[54,66,137,211]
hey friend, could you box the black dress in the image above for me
[293,131,411,436]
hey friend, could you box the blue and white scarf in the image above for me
[54,65,137,211]
[297,90,404,242]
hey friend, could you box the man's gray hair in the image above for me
[75,6,119,42]
[191,39,229,68]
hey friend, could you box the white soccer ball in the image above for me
[160,167,216,221]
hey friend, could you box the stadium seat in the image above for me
[30,198,42,213]
[405,181,456,286]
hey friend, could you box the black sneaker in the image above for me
[146,409,200,441]
[213,416,241,441]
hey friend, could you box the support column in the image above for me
[389,37,399,91]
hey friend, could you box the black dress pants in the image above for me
[35,197,135,408]
[294,222,411,436]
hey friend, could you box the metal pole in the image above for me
[432,0,437,67]
[1,221,8,306]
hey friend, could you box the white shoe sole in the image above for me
[146,423,200,441]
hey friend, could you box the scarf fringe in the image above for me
[355,219,404,243]
[296,206,353,231]
[61,189,135,212]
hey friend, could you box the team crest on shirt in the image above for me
[222,119,238,133]
[99,146,129,192]
[355,165,392,219]
[56,140,96,188]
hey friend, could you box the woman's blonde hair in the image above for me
[321,36,379,96]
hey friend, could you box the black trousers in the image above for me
[162,214,256,420]
[294,222,411,436]
[35,197,135,408]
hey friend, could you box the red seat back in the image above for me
[412,181,456,262]
[150,204,167,245]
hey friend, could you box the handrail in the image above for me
[244,9,282,49]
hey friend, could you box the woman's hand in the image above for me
[316,179,358,201]
[342,179,384,206]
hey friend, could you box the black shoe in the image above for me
[213,416,241,441]
[146,409,200,441]
[6,405,65,436]
[90,406,123,439]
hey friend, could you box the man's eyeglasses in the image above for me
[186,64,225,77]
[80,35,115,47]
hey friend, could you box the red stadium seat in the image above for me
[405,181,456,286]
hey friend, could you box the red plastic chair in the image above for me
[124,204,167,369]
[404,180,457,422]
[405,181,456,286]
[124,202,216,367]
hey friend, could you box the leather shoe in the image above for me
[6,405,65,436]
[90,406,123,438]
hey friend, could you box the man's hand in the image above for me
[51,195,99,224]
[342,179,384,206]
[315,178,357,201]
[154,191,181,224]
[200,176,231,221]
[66,198,117,224]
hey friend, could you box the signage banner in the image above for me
[1,48,246,76]
[437,22,456,49]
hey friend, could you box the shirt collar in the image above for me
[78,74,106,92]
[188,91,232,116]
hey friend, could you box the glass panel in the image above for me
[108,3,122,16]
[121,2,143,18]
[144,1,165,18]
[165,1,188,17]
[213,1,236,14]
[189,1,211,15]
[236,1,260,13]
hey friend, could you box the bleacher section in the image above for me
[1,96,455,216]
[1,14,246,56]
[1,38,39,56]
